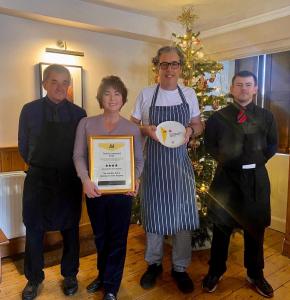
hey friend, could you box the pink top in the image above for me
[73,114,144,183]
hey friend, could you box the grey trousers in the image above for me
[145,230,192,272]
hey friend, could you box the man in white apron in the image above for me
[131,46,203,293]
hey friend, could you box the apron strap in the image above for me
[177,85,188,105]
[150,84,160,107]
[149,84,189,125]
[150,84,188,108]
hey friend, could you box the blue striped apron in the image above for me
[141,84,199,235]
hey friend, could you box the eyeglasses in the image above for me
[159,61,180,70]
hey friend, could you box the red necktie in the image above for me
[237,108,247,124]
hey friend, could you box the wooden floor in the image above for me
[0,225,289,300]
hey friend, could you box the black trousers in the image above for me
[208,224,265,279]
[24,226,80,284]
[86,194,132,296]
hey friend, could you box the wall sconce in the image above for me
[46,40,84,57]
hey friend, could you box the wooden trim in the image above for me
[282,157,290,257]
[0,229,9,283]
[0,223,93,258]
[0,146,27,172]
[0,229,9,246]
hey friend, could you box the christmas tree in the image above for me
[172,7,227,247]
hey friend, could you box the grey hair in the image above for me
[152,46,184,66]
[42,64,71,83]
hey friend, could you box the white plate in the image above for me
[156,121,186,148]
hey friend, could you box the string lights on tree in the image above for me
[173,6,227,248]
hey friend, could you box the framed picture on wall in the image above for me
[39,63,83,107]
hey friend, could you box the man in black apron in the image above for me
[202,71,277,298]
[131,46,203,294]
[18,64,86,300]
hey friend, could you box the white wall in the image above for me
[0,14,157,147]
[267,154,290,233]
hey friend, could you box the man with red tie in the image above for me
[202,71,277,298]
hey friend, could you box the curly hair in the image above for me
[152,46,184,67]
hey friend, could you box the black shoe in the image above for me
[86,276,103,293]
[140,264,163,289]
[103,293,117,300]
[22,281,41,300]
[171,270,194,293]
[202,273,221,293]
[62,276,78,296]
[246,275,274,298]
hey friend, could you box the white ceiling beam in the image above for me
[0,0,182,43]
[201,5,290,38]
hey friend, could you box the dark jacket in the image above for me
[204,102,277,232]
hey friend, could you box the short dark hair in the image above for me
[232,70,257,86]
[42,64,71,83]
[152,46,184,66]
[96,75,128,109]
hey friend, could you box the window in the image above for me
[235,52,290,154]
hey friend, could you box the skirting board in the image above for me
[270,216,286,233]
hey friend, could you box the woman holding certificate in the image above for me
[73,75,144,300]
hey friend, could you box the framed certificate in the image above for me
[89,136,135,194]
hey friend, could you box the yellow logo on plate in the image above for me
[98,143,124,150]
[160,127,167,143]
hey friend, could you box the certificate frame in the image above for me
[39,62,83,107]
[89,135,135,194]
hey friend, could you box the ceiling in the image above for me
[82,0,290,31]
[1,0,290,60]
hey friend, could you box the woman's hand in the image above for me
[83,179,102,198]
[126,179,140,197]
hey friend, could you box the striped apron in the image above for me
[141,84,199,235]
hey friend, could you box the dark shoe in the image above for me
[103,293,117,300]
[62,276,78,296]
[140,264,163,289]
[246,275,274,298]
[171,270,194,293]
[202,273,221,293]
[86,276,103,293]
[22,281,40,300]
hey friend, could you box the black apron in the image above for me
[206,104,271,234]
[22,101,82,230]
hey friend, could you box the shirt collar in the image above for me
[231,100,255,111]
[44,96,67,108]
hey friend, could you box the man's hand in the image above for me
[142,125,159,141]
[184,127,193,145]
[130,116,159,141]
[83,179,102,198]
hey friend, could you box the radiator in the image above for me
[0,171,26,239]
